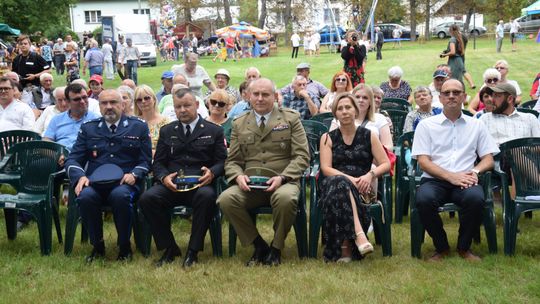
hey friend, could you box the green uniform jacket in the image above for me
[225,104,310,185]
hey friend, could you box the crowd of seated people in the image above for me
[2,43,540,267]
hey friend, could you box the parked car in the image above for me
[432,21,487,39]
[318,25,345,45]
[376,23,419,40]
[505,13,540,33]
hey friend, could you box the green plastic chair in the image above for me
[299,120,330,258]
[385,109,408,147]
[518,99,537,109]
[227,187,308,258]
[409,160,497,258]
[381,98,411,112]
[394,131,415,223]
[0,130,42,189]
[63,176,147,255]
[462,109,474,117]
[310,112,334,129]
[496,137,540,255]
[0,141,67,255]
[308,171,393,258]
[221,117,233,146]
[136,175,223,257]
[516,108,539,118]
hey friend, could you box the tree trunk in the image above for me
[283,0,292,46]
[223,0,232,25]
[464,7,473,32]
[410,0,416,42]
[258,0,267,29]
[424,0,430,41]
[184,6,192,23]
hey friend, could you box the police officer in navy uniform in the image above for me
[138,87,227,267]
[65,89,152,263]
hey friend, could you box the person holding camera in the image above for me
[341,30,367,87]
[439,24,465,83]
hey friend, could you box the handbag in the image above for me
[383,146,396,176]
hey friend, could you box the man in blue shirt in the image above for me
[156,71,174,103]
[281,75,319,120]
[44,83,100,150]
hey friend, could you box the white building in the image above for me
[69,0,160,35]
[70,0,241,38]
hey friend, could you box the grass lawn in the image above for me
[6,37,540,303]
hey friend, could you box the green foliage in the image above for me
[0,0,76,35]
[43,25,79,42]
[238,0,258,24]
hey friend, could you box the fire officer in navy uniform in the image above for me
[138,86,227,267]
[65,89,152,263]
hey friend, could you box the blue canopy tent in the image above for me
[522,0,540,15]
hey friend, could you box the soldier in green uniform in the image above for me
[218,78,310,266]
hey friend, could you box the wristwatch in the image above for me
[279,175,289,184]
[471,169,480,176]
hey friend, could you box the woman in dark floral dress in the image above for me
[319,93,390,262]
[341,30,366,87]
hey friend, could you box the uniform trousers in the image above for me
[138,184,216,252]
[218,183,299,250]
[415,178,485,253]
[77,184,138,247]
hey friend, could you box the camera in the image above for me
[351,33,358,41]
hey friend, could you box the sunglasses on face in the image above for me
[486,78,499,84]
[440,90,463,97]
[335,78,348,83]
[71,95,89,102]
[135,95,153,103]
[210,99,227,107]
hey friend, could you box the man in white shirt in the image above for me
[496,20,504,53]
[0,76,35,132]
[412,79,499,262]
[509,18,521,52]
[480,83,540,145]
[290,31,300,59]
[102,39,114,80]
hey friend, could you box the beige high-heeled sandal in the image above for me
[355,232,374,256]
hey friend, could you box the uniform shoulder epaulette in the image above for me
[233,111,250,120]
[83,118,101,124]
[127,116,146,123]
[204,119,219,127]
[280,107,298,114]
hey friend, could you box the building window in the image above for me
[85,10,102,23]
[323,8,340,24]
[133,9,150,15]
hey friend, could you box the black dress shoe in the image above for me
[182,250,198,268]
[86,246,105,264]
[117,248,133,262]
[246,245,270,267]
[263,247,281,266]
[155,245,182,267]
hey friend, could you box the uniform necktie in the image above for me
[110,124,116,133]
[185,124,191,137]
[259,116,265,131]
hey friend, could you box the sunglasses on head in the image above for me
[486,78,499,84]
[210,99,227,107]
[135,95,153,103]
[335,77,348,82]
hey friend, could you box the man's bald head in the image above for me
[173,73,188,86]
